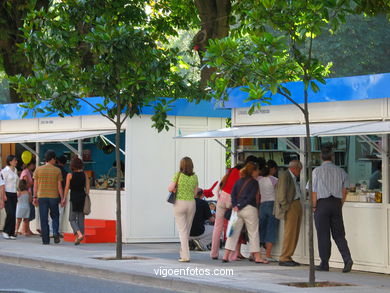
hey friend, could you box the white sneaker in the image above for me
[9,235,16,240]
[2,232,10,239]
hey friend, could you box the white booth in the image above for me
[0,98,229,243]
[178,73,390,274]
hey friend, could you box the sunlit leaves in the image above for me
[11,0,198,133]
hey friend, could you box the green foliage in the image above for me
[311,13,390,77]
[11,0,199,132]
[205,0,351,110]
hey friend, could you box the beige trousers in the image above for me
[225,205,260,253]
[173,199,196,260]
[279,199,302,262]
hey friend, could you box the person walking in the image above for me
[20,159,36,235]
[258,160,279,262]
[33,150,64,245]
[168,157,198,262]
[2,155,19,239]
[222,162,268,264]
[210,156,258,260]
[64,157,90,245]
[275,160,303,266]
[312,145,353,273]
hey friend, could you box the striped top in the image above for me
[172,172,198,201]
[312,161,349,199]
[33,164,62,198]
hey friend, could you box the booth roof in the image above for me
[0,98,231,121]
[176,120,390,139]
[220,72,390,109]
[0,130,115,144]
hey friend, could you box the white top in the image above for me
[258,176,278,203]
[1,166,19,193]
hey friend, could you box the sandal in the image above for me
[237,254,246,260]
[75,235,84,245]
[255,258,269,264]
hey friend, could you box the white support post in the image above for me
[382,134,388,205]
[231,138,236,167]
[78,139,83,159]
[359,135,386,157]
[36,142,40,166]
[99,135,126,155]
[61,142,81,158]
[20,143,38,157]
[280,137,304,155]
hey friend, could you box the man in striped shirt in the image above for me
[311,145,353,273]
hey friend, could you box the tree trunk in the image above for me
[115,105,123,259]
[193,0,231,88]
[0,0,49,103]
[304,88,315,286]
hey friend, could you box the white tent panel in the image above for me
[176,121,389,139]
[0,130,115,143]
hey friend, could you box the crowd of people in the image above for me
[0,150,89,245]
[169,145,353,273]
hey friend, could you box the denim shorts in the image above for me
[259,201,280,244]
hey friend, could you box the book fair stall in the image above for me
[178,73,390,274]
[0,97,229,243]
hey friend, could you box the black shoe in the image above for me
[189,240,195,251]
[193,239,206,251]
[54,235,60,244]
[315,265,329,271]
[279,261,298,267]
[343,259,353,273]
[292,260,300,266]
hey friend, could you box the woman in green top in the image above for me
[168,157,198,262]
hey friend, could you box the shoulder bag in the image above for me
[167,172,181,204]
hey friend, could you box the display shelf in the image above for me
[237,149,298,152]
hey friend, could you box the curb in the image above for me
[0,254,269,293]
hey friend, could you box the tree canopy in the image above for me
[12,0,200,259]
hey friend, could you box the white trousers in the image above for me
[173,200,196,260]
[225,205,260,253]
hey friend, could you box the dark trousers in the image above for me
[4,192,17,236]
[314,196,352,267]
[39,197,60,244]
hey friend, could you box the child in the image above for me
[15,180,31,236]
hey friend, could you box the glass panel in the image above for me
[345,135,382,203]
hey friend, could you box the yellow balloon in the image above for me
[21,151,32,165]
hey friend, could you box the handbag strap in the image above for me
[175,172,181,187]
[236,178,252,200]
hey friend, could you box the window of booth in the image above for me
[345,135,382,203]
[37,133,125,190]
[235,135,383,203]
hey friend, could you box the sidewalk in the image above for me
[0,235,389,293]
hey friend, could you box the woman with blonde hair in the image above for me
[222,161,268,263]
[168,157,198,262]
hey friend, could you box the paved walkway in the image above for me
[0,235,389,293]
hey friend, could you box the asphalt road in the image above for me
[0,262,179,293]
